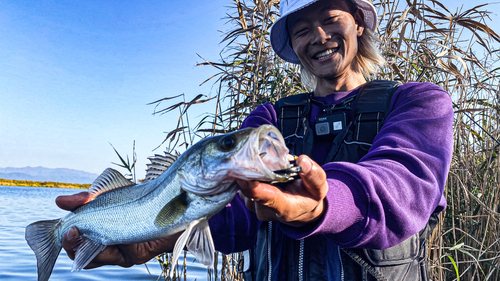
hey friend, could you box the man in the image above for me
[58,0,453,279]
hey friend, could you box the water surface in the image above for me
[0,185,212,280]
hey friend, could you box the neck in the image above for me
[313,72,366,97]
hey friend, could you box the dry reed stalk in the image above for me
[151,0,500,280]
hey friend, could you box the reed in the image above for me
[151,0,500,279]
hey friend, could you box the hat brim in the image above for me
[270,0,377,64]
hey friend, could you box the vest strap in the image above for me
[352,80,401,143]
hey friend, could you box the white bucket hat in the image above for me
[270,0,377,64]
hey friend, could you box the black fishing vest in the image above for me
[240,80,437,281]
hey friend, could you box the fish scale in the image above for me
[65,179,184,244]
[25,125,292,281]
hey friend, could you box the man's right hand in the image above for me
[56,192,180,269]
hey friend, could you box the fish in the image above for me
[25,124,293,281]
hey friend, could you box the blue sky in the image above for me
[0,0,499,180]
[0,0,229,179]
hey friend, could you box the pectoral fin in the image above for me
[72,237,106,272]
[170,218,214,277]
[154,191,188,228]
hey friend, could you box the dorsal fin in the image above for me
[143,152,179,182]
[85,168,134,203]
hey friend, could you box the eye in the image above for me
[293,27,309,37]
[294,28,306,35]
[219,135,237,151]
[324,16,338,24]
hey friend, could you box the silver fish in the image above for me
[25,125,291,281]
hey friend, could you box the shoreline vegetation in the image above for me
[0,178,90,189]
[152,0,500,279]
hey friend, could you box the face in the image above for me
[287,0,365,81]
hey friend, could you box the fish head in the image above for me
[178,125,291,198]
[227,125,291,181]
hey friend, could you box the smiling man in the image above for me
[209,0,453,280]
[57,0,453,280]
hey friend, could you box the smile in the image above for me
[314,47,339,60]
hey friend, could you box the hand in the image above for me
[238,155,328,227]
[56,192,179,268]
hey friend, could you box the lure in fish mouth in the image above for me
[25,125,293,281]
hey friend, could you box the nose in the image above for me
[312,26,331,45]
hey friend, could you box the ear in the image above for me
[353,9,365,37]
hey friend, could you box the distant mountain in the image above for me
[0,166,99,184]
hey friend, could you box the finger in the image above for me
[239,181,285,221]
[252,203,282,222]
[84,246,129,268]
[236,180,257,212]
[61,226,124,269]
[239,193,257,213]
[119,234,181,265]
[62,227,80,260]
[89,234,182,268]
[296,155,328,199]
[236,180,280,220]
[239,181,279,203]
[56,192,90,211]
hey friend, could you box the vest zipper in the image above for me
[338,246,345,281]
[298,239,304,281]
[341,248,387,281]
[267,221,272,281]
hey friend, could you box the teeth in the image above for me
[315,48,338,60]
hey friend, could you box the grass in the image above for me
[0,178,90,189]
[148,0,500,280]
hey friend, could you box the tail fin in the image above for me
[25,219,62,281]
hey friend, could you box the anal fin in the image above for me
[72,237,106,271]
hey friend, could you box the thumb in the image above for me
[56,191,90,211]
[296,155,328,198]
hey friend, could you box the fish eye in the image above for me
[219,135,237,151]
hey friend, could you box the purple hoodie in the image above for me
[209,82,453,253]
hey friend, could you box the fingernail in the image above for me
[67,227,77,240]
[298,157,312,174]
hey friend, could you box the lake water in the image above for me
[0,185,215,281]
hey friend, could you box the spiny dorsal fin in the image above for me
[85,168,134,203]
[143,152,179,182]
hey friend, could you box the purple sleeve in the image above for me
[209,102,278,254]
[279,82,453,249]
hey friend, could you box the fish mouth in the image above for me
[229,125,291,182]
